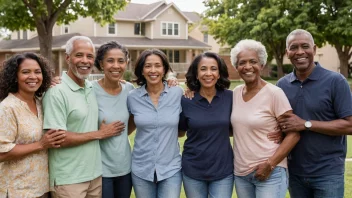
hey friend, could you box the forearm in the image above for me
[310,118,352,136]
[59,130,101,147]
[269,132,300,167]
[0,142,43,162]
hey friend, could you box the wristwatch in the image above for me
[304,120,312,130]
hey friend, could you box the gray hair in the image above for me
[65,36,95,55]
[230,39,268,67]
[286,29,315,49]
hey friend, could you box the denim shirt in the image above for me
[127,82,183,182]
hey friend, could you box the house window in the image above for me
[64,25,69,34]
[108,23,117,35]
[5,54,12,60]
[23,30,28,40]
[161,22,179,36]
[203,32,208,43]
[134,23,145,35]
[161,50,180,63]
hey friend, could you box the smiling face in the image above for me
[236,50,263,84]
[286,34,316,73]
[17,58,43,95]
[197,57,220,90]
[101,48,127,82]
[142,54,165,86]
[66,39,95,84]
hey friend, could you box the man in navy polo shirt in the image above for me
[276,29,352,198]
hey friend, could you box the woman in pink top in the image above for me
[230,40,300,198]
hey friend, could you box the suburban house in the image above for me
[0,0,211,78]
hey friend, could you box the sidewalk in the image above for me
[347,158,352,162]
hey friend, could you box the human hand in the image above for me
[183,88,194,99]
[50,76,61,87]
[267,127,283,144]
[254,160,274,181]
[119,79,126,84]
[277,113,305,133]
[98,120,125,139]
[40,129,66,149]
[167,77,179,87]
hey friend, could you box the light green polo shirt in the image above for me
[43,72,102,187]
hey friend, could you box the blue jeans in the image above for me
[182,173,234,198]
[102,173,132,198]
[131,170,182,198]
[289,173,344,198]
[234,166,288,198]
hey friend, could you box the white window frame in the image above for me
[161,21,180,37]
[107,23,117,36]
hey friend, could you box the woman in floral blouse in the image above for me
[0,53,66,198]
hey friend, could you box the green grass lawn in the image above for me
[128,79,352,198]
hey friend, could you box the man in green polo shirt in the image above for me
[43,36,125,198]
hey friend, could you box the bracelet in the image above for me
[267,159,275,170]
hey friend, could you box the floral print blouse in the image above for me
[0,94,49,198]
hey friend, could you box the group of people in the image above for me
[0,28,351,198]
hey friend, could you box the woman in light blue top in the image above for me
[93,41,135,198]
[127,49,183,198]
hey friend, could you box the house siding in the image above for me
[153,7,187,39]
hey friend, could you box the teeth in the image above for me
[27,83,37,86]
[111,72,120,74]
[80,67,89,70]
[245,72,253,75]
[149,75,158,78]
[297,58,306,61]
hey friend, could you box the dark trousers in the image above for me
[102,173,132,198]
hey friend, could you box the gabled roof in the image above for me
[0,33,211,52]
[114,1,192,23]
[183,12,201,23]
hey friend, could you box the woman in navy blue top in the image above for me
[179,52,234,198]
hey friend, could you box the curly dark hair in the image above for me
[0,52,52,101]
[94,41,129,71]
[186,52,230,92]
[134,49,172,86]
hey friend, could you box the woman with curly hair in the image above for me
[0,52,66,198]
[178,52,234,198]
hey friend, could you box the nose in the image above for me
[297,46,304,54]
[29,72,36,78]
[81,55,89,64]
[150,65,156,72]
[244,61,252,69]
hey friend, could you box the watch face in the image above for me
[305,121,312,128]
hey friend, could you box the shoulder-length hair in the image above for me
[186,52,230,91]
[133,49,172,86]
[0,52,52,101]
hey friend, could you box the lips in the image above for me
[26,82,39,87]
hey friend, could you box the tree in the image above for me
[203,0,320,78]
[0,0,128,70]
[311,0,352,78]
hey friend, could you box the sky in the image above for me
[130,0,207,14]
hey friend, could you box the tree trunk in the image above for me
[35,18,56,74]
[335,45,351,78]
[273,52,284,78]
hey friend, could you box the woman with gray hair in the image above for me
[230,39,300,198]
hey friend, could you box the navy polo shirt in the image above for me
[179,89,234,181]
[277,62,352,177]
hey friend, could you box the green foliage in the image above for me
[0,0,128,31]
[123,70,133,82]
[202,0,321,77]
[270,64,294,78]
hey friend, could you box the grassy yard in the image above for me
[128,79,352,197]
